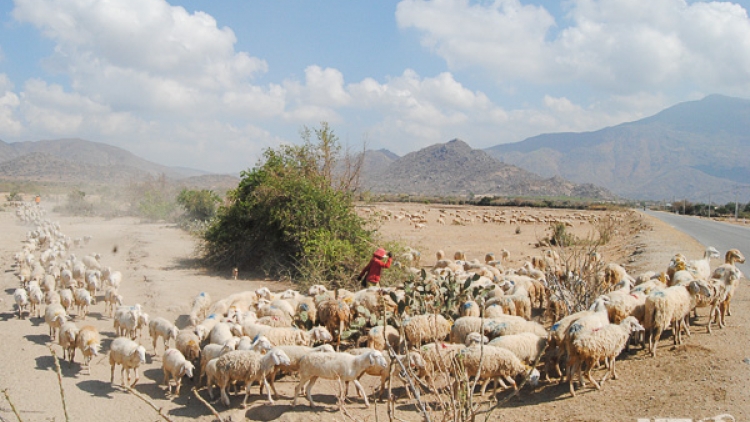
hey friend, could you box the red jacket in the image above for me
[359,256,392,284]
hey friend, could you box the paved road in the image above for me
[643,209,750,275]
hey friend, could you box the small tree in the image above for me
[202,123,373,284]
[176,189,220,221]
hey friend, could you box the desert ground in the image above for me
[0,201,748,422]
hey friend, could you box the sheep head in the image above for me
[250,335,272,353]
[182,361,195,378]
[726,249,745,265]
[267,348,290,367]
[368,350,388,368]
[134,346,146,364]
[688,280,712,298]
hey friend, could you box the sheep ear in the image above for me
[369,353,375,365]
[272,352,281,366]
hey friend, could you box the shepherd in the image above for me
[358,247,393,288]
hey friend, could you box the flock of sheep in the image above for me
[6,202,747,416]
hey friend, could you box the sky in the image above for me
[1,0,750,174]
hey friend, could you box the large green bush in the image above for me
[202,123,375,284]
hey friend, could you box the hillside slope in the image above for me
[486,94,750,202]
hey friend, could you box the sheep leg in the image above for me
[292,377,306,407]
[175,377,182,396]
[305,376,319,407]
[220,381,231,407]
[719,302,728,328]
[706,304,716,333]
[163,369,171,394]
[651,327,662,357]
[682,315,691,338]
[267,369,280,399]
[353,380,369,408]
[110,363,116,385]
[585,366,600,390]
[131,368,140,387]
[262,377,274,404]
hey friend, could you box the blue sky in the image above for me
[1,0,750,174]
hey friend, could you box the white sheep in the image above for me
[45,290,61,306]
[84,270,100,304]
[208,321,236,346]
[568,316,644,396]
[293,349,388,408]
[687,246,720,280]
[204,358,221,400]
[459,300,480,317]
[199,343,232,386]
[109,336,147,387]
[345,347,427,401]
[75,325,101,374]
[194,313,221,341]
[711,248,745,319]
[484,315,547,339]
[149,317,179,353]
[458,343,539,396]
[644,280,711,357]
[215,348,291,407]
[103,287,123,317]
[365,325,400,351]
[243,325,332,347]
[188,291,212,327]
[175,329,201,363]
[73,288,92,319]
[58,321,79,366]
[113,304,141,339]
[260,343,335,399]
[13,288,28,319]
[487,332,547,365]
[44,302,68,341]
[27,284,44,318]
[59,288,74,313]
[162,348,195,396]
[403,314,451,348]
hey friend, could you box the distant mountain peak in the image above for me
[360,138,613,199]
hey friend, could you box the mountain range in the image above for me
[485,94,750,203]
[1,94,747,203]
[361,139,613,199]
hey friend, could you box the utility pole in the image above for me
[683,198,686,216]
[736,191,739,221]
[708,193,711,219]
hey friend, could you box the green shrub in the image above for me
[202,123,375,283]
[177,189,220,221]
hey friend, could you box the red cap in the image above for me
[374,248,387,258]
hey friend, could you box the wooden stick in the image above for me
[48,346,70,422]
[1,389,23,422]
[191,387,223,422]
[124,386,175,422]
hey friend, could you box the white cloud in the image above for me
[0,74,22,137]
[396,0,555,81]
[12,0,267,117]
[397,0,750,95]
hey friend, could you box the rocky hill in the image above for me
[485,94,750,202]
[0,138,239,191]
[361,139,614,199]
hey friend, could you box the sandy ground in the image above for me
[0,202,748,422]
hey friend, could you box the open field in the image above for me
[0,202,748,422]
